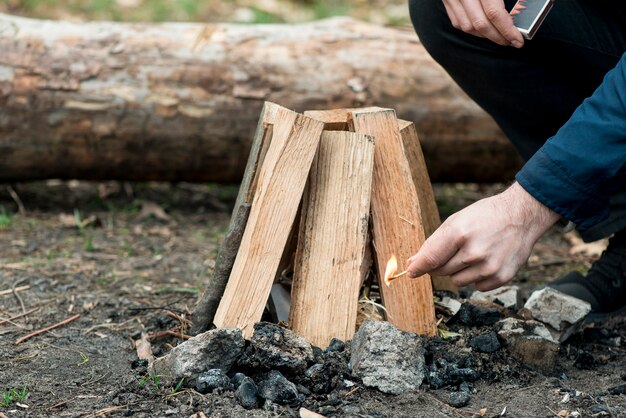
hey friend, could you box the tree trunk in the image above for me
[0,14,522,183]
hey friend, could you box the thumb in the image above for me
[407,227,460,278]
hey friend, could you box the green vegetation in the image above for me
[0,0,410,26]
[0,206,12,228]
[1,386,28,407]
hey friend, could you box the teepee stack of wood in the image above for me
[192,101,455,348]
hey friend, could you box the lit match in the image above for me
[383,255,409,287]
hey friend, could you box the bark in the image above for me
[0,14,521,183]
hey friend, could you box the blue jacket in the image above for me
[516,52,626,228]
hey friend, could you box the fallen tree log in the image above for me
[0,14,522,183]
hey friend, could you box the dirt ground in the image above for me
[1,181,626,418]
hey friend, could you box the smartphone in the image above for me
[510,0,555,40]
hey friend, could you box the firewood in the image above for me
[289,131,375,347]
[190,102,279,335]
[213,108,324,338]
[399,120,457,293]
[349,108,436,336]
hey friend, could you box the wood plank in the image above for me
[399,120,458,294]
[191,102,280,335]
[349,108,436,336]
[213,108,324,337]
[304,109,352,131]
[289,131,375,348]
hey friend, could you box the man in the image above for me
[406,0,626,313]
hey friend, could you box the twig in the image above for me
[0,284,30,296]
[148,329,192,341]
[15,313,81,345]
[545,405,561,417]
[12,280,28,315]
[7,185,26,216]
[81,371,111,387]
[0,307,39,327]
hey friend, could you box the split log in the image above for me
[399,120,457,294]
[0,13,521,183]
[350,108,437,336]
[213,108,323,338]
[289,131,375,348]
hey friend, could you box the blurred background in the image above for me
[0,0,411,26]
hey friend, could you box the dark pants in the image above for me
[409,0,626,241]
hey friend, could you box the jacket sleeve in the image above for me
[516,52,626,228]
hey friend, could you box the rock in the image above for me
[458,302,504,327]
[196,369,233,393]
[238,322,314,373]
[496,318,559,370]
[350,320,426,395]
[235,377,258,409]
[524,287,591,342]
[150,328,244,385]
[131,359,149,369]
[469,332,501,353]
[470,286,520,310]
[448,390,471,408]
[258,370,303,405]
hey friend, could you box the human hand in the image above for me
[407,182,559,291]
[442,0,525,48]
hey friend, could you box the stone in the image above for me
[470,286,520,310]
[523,287,591,342]
[258,370,303,406]
[350,320,426,395]
[150,328,244,385]
[496,318,559,371]
[608,383,626,395]
[196,369,233,393]
[469,332,501,353]
[458,302,504,327]
[235,377,258,409]
[238,322,314,373]
[448,390,471,408]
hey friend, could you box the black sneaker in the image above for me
[549,229,626,314]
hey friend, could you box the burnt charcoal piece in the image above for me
[230,372,246,388]
[469,332,501,353]
[609,383,626,395]
[448,390,471,408]
[238,322,314,374]
[258,370,304,406]
[458,302,503,327]
[131,359,148,369]
[426,358,480,389]
[196,369,234,394]
[235,377,259,409]
[324,338,346,353]
[574,351,596,370]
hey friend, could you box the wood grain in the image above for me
[213,108,324,337]
[289,131,375,347]
[350,108,436,336]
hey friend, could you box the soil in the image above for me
[1,181,626,418]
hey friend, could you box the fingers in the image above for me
[459,0,508,45]
[479,0,524,47]
[449,261,516,290]
[443,0,525,48]
[407,224,462,278]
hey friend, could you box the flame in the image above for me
[384,255,398,287]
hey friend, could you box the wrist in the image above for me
[504,181,560,237]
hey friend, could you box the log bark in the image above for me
[0,14,521,183]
